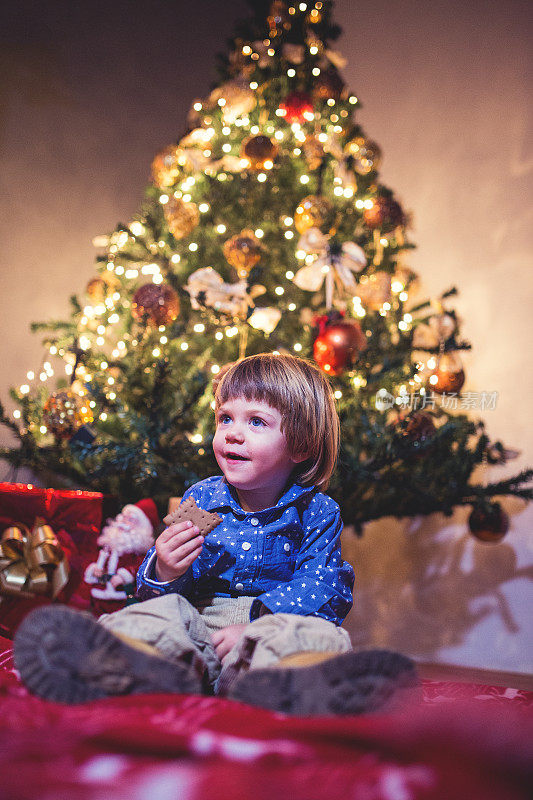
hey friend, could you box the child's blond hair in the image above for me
[214,353,339,490]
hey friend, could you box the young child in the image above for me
[14,354,418,714]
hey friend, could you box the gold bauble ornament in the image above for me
[241,135,278,169]
[43,390,93,440]
[345,136,382,175]
[151,145,182,188]
[85,274,119,303]
[294,195,337,235]
[223,230,262,277]
[429,352,465,394]
[131,283,180,327]
[312,68,345,102]
[164,197,199,240]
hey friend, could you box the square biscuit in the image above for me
[163,496,222,537]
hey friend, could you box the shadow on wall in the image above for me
[341,497,532,659]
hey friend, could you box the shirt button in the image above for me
[242,542,251,551]
[250,517,259,526]
[235,582,244,590]
[284,542,290,552]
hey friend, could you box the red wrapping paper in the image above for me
[0,483,118,635]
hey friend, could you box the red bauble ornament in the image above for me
[363,196,405,232]
[279,91,314,124]
[131,283,180,327]
[468,502,509,543]
[241,135,278,169]
[313,320,367,375]
[404,411,436,442]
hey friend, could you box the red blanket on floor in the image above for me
[0,637,531,800]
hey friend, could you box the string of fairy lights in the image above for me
[13,0,459,440]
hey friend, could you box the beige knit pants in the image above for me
[98,594,352,694]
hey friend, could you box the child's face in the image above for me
[213,395,301,497]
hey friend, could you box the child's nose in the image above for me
[225,427,244,442]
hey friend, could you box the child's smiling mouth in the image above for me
[224,451,250,461]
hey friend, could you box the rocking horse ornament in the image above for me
[84,499,158,600]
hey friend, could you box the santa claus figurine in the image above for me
[84,499,159,600]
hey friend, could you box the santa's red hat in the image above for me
[134,498,160,532]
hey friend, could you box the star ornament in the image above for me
[292,228,367,309]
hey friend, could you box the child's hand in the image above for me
[154,520,204,582]
[211,623,248,664]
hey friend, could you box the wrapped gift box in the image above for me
[0,483,120,635]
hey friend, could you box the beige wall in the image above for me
[1,0,531,673]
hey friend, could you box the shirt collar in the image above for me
[205,475,315,517]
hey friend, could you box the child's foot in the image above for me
[13,605,206,704]
[226,648,421,716]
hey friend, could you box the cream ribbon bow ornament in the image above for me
[293,228,367,309]
[185,267,281,334]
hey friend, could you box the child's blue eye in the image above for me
[218,414,231,424]
[250,417,265,427]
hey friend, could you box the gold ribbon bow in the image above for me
[0,519,69,599]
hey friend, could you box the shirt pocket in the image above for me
[259,524,302,582]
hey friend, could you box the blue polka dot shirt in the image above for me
[136,476,355,626]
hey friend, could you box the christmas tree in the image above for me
[1,0,531,536]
